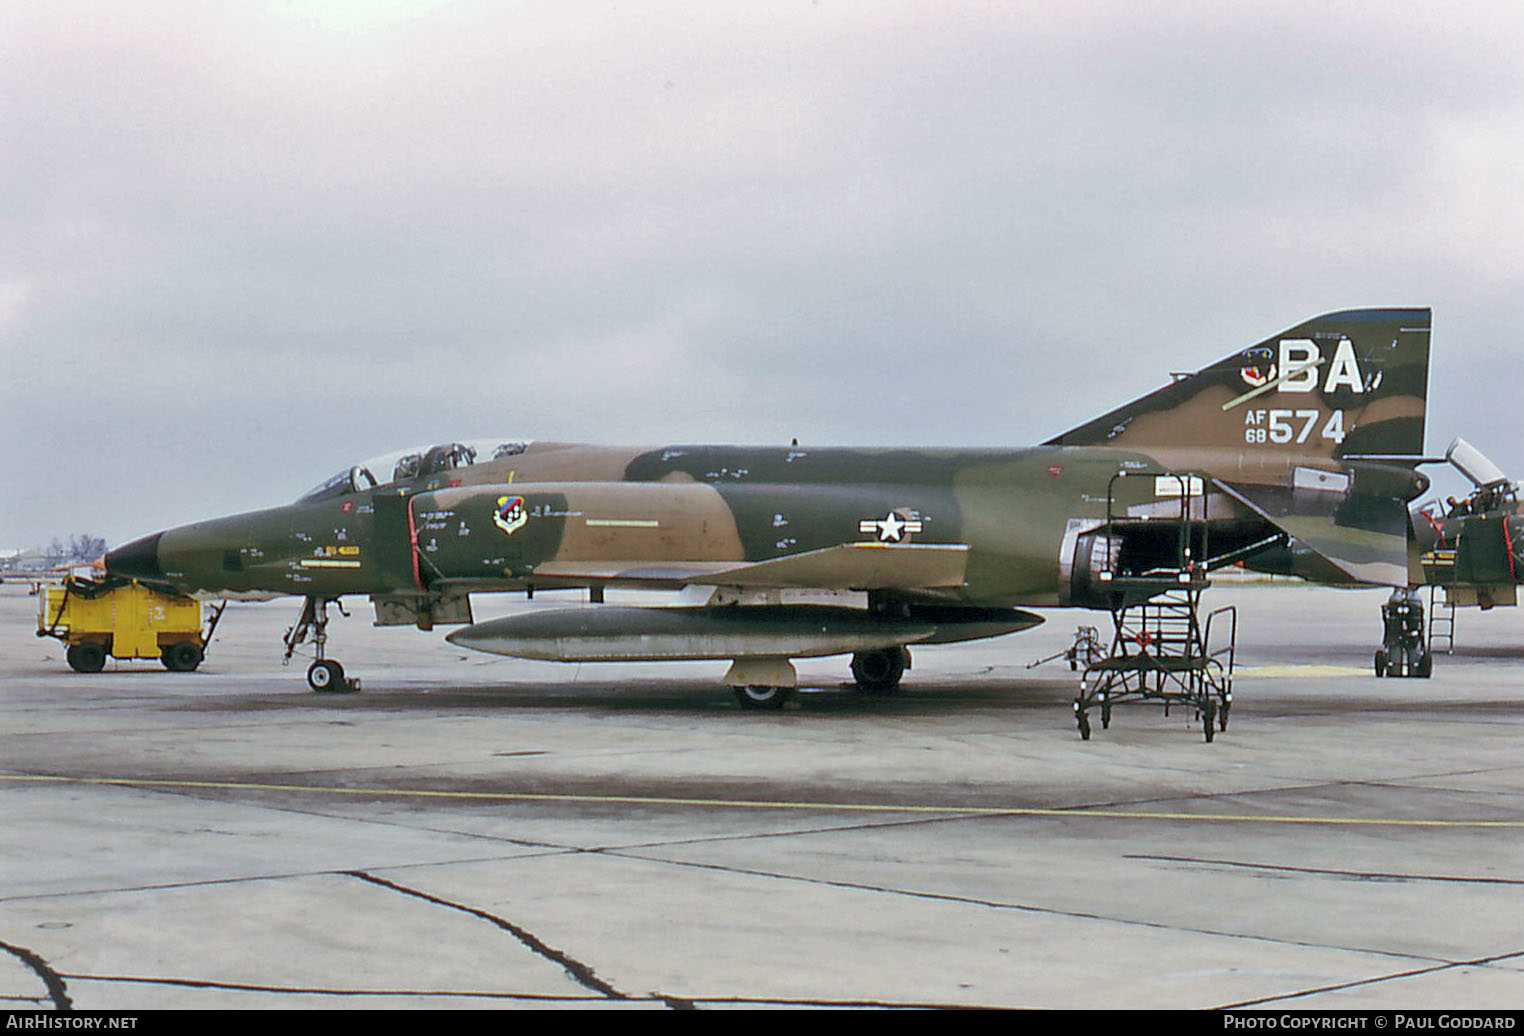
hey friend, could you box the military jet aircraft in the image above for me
[104,307,1432,706]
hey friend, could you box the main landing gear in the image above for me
[284,596,360,693]
[851,646,908,695]
[725,647,910,710]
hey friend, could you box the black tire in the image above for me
[1077,711,1091,740]
[161,641,203,672]
[1374,649,1388,678]
[1202,700,1216,743]
[67,642,107,673]
[851,647,907,695]
[307,659,346,693]
[1415,652,1433,679]
[733,685,792,710]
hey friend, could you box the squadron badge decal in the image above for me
[1239,347,1276,388]
[493,495,527,536]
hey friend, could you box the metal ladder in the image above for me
[1071,470,1238,742]
[1427,582,1456,655]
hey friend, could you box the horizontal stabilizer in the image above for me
[1216,479,1410,587]
[532,542,971,591]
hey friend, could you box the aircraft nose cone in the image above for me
[104,532,165,584]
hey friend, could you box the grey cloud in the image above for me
[4,1,1523,547]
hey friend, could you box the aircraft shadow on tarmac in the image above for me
[175,673,1075,717]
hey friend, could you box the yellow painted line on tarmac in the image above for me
[4,773,1523,829]
[1234,665,1369,678]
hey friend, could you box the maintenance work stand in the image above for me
[1071,471,1239,742]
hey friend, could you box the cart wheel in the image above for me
[1374,649,1387,678]
[1219,700,1230,731]
[1415,652,1432,679]
[67,642,106,673]
[162,641,203,672]
[1202,700,1216,743]
[1077,709,1091,740]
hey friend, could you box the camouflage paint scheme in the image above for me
[105,308,1432,685]
[1411,452,1524,611]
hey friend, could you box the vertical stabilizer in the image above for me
[1046,308,1431,461]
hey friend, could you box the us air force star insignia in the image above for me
[859,511,923,543]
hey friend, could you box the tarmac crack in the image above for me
[1215,949,1524,1009]
[343,870,693,1009]
[50,973,1006,1009]
[51,973,627,1004]
[1127,854,1524,885]
[599,847,1456,970]
[1,938,72,1011]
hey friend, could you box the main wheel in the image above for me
[161,641,203,672]
[307,659,346,693]
[851,647,907,695]
[67,642,107,673]
[733,685,792,710]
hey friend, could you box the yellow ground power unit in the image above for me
[37,579,219,673]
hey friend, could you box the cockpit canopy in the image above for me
[1445,437,1510,490]
[297,439,532,503]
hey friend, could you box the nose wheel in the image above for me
[285,597,360,693]
[306,658,347,692]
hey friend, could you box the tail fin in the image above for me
[1048,308,1432,588]
[1045,308,1431,461]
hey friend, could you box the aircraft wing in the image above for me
[531,542,971,591]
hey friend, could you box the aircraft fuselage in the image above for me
[108,441,1285,608]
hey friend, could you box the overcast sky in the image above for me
[4,0,1523,550]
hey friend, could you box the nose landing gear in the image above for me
[284,596,361,693]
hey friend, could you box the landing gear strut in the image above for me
[284,596,359,693]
